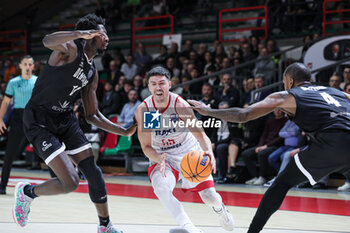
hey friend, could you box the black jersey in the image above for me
[29,40,96,113]
[287,85,350,133]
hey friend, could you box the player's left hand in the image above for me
[187,100,211,116]
[204,151,216,174]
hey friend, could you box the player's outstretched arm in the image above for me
[176,98,216,174]
[188,91,295,123]
[81,72,136,136]
[42,30,104,53]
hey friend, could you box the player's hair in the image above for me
[147,66,171,81]
[284,62,311,83]
[75,13,105,30]
[20,55,33,63]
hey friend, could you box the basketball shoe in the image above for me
[213,204,234,231]
[97,222,123,233]
[13,182,33,227]
[169,223,203,233]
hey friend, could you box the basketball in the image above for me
[180,151,212,183]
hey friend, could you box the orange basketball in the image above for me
[180,151,212,183]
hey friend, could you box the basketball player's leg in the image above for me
[247,158,307,233]
[150,165,195,228]
[69,148,110,219]
[199,186,234,231]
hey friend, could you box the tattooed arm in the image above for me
[188,91,296,123]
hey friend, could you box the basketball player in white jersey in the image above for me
[134,67,234,233]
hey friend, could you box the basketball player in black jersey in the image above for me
[13,14,135,233]
[189,63,350,233]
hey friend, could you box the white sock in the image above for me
[151,169,193,227]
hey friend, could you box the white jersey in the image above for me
[143,92,201,171]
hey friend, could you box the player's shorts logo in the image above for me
[143,110,161,129]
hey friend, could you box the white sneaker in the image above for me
[213,204,234,231]
[253,176,266,186]
[264,177,276,187]
[169,223,203,233]
[97,222,123,233]
[337,182,350,191]
[13,182,33,227]
[245,177,258,185]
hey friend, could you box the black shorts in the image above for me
[294,130,350,185]
[23,103,91,164]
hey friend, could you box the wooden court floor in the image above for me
[0,169,349,233]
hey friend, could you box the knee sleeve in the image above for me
[78,156,107,203]
[199,187,222,209]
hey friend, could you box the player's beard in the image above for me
[91,37,106,56]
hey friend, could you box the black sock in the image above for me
[23,185,38,199]
[99,216,110,227]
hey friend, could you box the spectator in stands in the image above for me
[166,57,180,78]
[245,74,271,106]
[121,54,138,80]
[241,42,256,65]
[189,50,204,72]
[214,73,240,107]
[170,77,182,95]
[344,83,350,94]
[206,65,220,87]
[180,75,191,99]
[265,120,300,186]
[221,57,232,70]
[114,75,126,92]
[329,74,341,90]
[228,46,237,59]
[240,77,255,106]
[198,43,208,65]
[340,66,350,90]
[0,81,7,103]
[101,59,124,85]
[153,45,168,66]
[266,39,280,64]
[99,80,121,116]
[133,74,144,98]
[180,39,195,59]
[118,80,134,108]
[4,59,18,82]
[189,66,203,95]
[211,101,237,183]
[134,42,152,72]
[215,44,228,60]
[117,89,141,128]
[301,34,313,58]
[254,46,275,84]
[250,35,260,56]
[243,109,287,185]
[168,42,179,61]
[203,51,214,74]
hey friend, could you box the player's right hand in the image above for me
[79,30,104,40]
[0,120,7,135]
[160,153,168,178]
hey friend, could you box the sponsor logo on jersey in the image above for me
[42,141,52,151]
[73,67,89,87]
[143,110,161,129]
[69,85,82,96]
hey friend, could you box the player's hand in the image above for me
[79,30,104,40]
[0,120,7,135]
[204,151,216,174]
[124,124,137,136]
[289,148,300,157]
[187,99,211,116]
[159,153,168,178]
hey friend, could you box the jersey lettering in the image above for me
[319,92,341,107]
